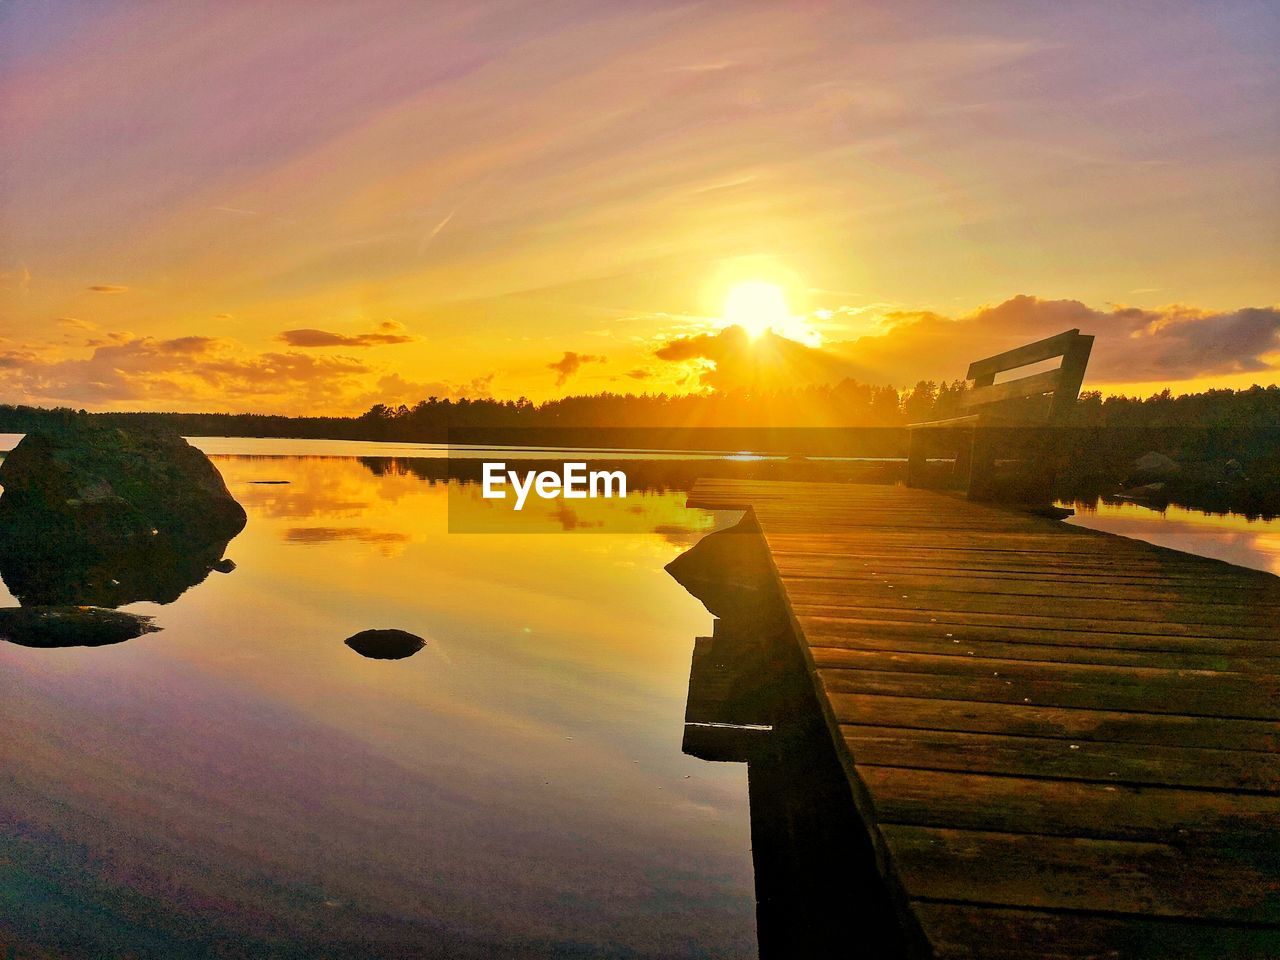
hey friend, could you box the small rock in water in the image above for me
[345,628,426,660]
[0,606,160,648]
[211,558,236,573]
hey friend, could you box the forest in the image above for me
[2,381,1279,514]
[3,378,1278,444]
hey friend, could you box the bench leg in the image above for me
[906,433,926,487]
[965,428,997,500]
[954,436,973,489]
[1022,430,1057,505]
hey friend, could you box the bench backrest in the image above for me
[960,328,1093,423]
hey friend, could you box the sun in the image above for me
[722,281,790,340]
[720,279,822,346]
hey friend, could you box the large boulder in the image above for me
[0,421,246,606]
[1129,451,1181,483]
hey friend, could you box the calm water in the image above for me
[1064,499,1280,575]
[1,444,755,959]
[5,437,1280,958]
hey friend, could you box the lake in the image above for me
[1,442,755,959]
[4,437,1280,958]
[1064,498,1280,575]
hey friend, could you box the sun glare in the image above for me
[722,281,790,340]
[721,280,822,346]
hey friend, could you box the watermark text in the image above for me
[481,461,627,510]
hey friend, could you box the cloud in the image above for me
[654,325,868,391]
[277,320,417,347]
[626,368,653,380]
[0,335,373,409]
[839,296,1280,385]
[548,351,606,386]
[1,264,32,293]
[0,349,40,369]
[649,296,1280,391]
[87,284,128,293]
[350,371,495,409]
[57,317,96,330]
[284,527,409,544]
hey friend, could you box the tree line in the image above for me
[2,380,1278,456]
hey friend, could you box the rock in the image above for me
[0,421,246,547]
[0,420,246,606]
[1129,451,1181,482]
[345,628,426,660]
[665,516,787,633]
[0,605,160,648]
[212,558,237,573]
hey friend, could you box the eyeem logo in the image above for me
[482,462,627,511]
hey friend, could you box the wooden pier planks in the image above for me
[686,479,1280,958]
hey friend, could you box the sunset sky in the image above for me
[2,0,1277,414]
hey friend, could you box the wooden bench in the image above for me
[906,328,1093,502]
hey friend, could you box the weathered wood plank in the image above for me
[802,625,1280,674]
[817,661,1280,722]
[829,692,1280,752]
[916,903,1280,960]
[789,580,1280,629]
[965,329,1086,382]
[772,559,1280,603]
[859,767,1280,843]
[800,614,1280,661]
[882,824,1280,923]
[792,602,1279,641]
[842,725,1280,792]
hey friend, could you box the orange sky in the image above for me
[1,1,1277,414]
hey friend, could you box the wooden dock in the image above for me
[685,479,1280,959]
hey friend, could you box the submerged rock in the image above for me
[0,420,246,606]
[0,605,160,648]
[345,628,426,660]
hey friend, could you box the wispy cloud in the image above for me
[548,351,606,386]
[278,320,418,348]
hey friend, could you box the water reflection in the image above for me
[669,522,916,958]
[0,454,755,959]
[0,605,159,648]
[680,620,914,959]
[0,529,240,609]
[0,435,245,644]
[1065,498,1280,575]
